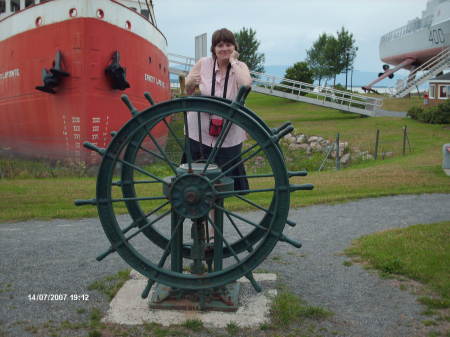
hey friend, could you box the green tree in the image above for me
[336,27,358,89]
[324,35,342,86]
[234,27,265,73]
[279,62,314,95]
[306,33,331,86]
[306,28,357,88]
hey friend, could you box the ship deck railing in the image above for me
[0,0,156,24]
[380,15,432,42]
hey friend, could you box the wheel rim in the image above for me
[120,98,282,258]
[96,96,290,290]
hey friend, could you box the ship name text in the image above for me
[0,68,20,81]
[144,74,166,88]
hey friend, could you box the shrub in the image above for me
[408,102,450,124]
[407,106,423,120]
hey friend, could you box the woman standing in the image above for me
[184,28,252,191]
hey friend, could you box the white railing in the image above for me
[168,53,383,112]
[395,47,450,97]
[410,47,449,77]
[251,71,383,111]
[168,53,196,74]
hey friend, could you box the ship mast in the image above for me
[144,0,156,25]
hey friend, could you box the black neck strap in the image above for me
[211,58,232,98]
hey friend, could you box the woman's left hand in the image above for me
[230,50,239,63]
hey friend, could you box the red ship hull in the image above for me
[0,15,170,163]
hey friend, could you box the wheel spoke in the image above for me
[228,173,275,179]
[96,208,171,261]
[124,210,171,243]
[215,142,259,175]
[210,144,265,184]
[157,215,185,268]
[197,112,205,159]
[215,187,276,198]
[215,203,293,245]
[138,143,178,168]
[113,179,161,186]
[114,156,168,185]
[183,112,193,171]
[224,211,254,252]
[121,201,170,235]
[105,196,167,204]
[214,204,269,232]
[142,123,178,175]
[207,215,241,263]
[231,195,295,228]
[162,117,185,152]
[202,119,233,173]
[233,194,272,214]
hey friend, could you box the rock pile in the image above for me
[282,133,352,165]
[281,132,394,166]
[247,132,395,171]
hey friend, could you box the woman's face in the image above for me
[214,41,235,63]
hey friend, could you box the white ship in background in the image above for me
[364,0,450,96]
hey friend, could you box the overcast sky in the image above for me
[154,0,427,72]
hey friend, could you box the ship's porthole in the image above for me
[97,9,104,19]
[35,16,43,26]
[69,8,78,17]
[125,20,132,30]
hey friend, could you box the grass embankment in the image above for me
[1,92,449,222]
[346,221,450,334]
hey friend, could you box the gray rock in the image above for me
[310,142,322,152]
[285,135,297,144]
[341,153,351,165]
[297,134,307,144]
[288,143,304,150]
[299,143,310,151]
[339,142,349,150]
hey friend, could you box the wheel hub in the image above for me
[169,174,215,219]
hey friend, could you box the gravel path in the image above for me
[0,193,449,337]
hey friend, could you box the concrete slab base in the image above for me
[102,270,277,328]
[444,168,450,176]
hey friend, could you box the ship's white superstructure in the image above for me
[364,0,450,95]
[380,0,450,68]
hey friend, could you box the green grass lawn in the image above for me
[1,92,449,222]
[346,221,450,308]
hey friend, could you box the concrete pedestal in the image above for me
[102,270,277,328]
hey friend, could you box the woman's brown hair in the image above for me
[210,28,238,57]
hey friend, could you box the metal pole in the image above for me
[336,133,340,170]
[171,211,183,273]
[350,67,353,92]
[213,200,224,271]
[374,129,380,160]
[402,126,407,156]
[6,0,11,15]
[406,128,412,153]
